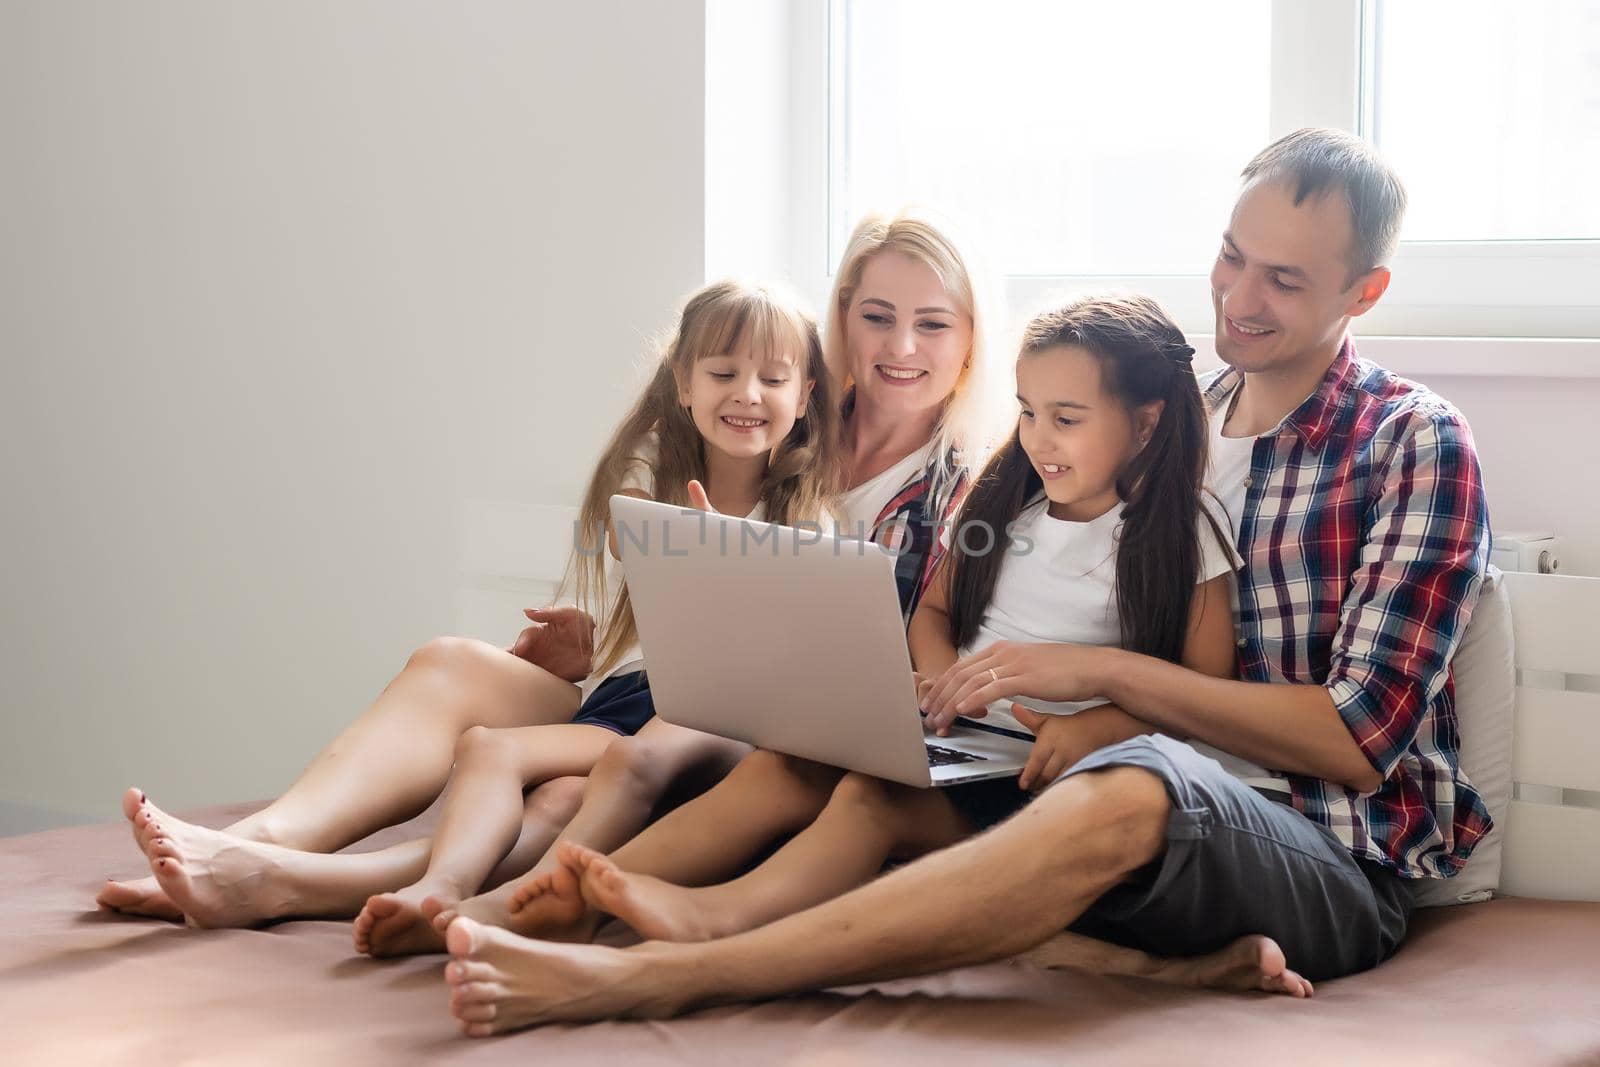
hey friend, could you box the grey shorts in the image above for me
[1056,734,1414,982]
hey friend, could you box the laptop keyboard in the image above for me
[925,742,986,767]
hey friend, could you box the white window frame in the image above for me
[781,0,1600,369]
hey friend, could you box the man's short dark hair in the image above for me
[1242,128,1407,287]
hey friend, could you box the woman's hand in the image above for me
[920,641,1112,734]
[1012,705,1099,792]
[508,606,596,683]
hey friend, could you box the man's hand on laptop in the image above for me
[920,641,1106,734]
[507,605,596,683]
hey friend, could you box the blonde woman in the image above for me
[446,208,1011,942]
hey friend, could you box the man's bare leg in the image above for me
[425,721,757,938]
[120,782,582,930]
[442,765,1172,1035]
[476,747,843,941]
[100,637,580,920]
[353,725,614,957]
[574,773,968,942]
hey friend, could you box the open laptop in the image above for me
[609,494,1032,787]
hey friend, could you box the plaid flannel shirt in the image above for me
[861,447,971,623]
[1203,339,1493,878]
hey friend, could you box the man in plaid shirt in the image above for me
[442,130,1494,1029]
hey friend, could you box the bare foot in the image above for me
[444,917,684,1035]
[122,787,294,928]
[1155,935,1314,998]
[568,845,720,943]
[423,884,508,938]
[501,849,601,942]
[353,886,452,958]
[96,875,183,922]
[1022,930,1313,999]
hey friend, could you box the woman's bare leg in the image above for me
[428,719,752,936]
[572,772,968,941]
[101,637,580,919]
[489,747,845,940]
[122,781,583,930]
[353,725,616,957]
[229,638,582,851]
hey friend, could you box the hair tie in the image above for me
[1167,344,1195,364]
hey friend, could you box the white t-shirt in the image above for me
[956,493,1240,735]
[1201,397,1287,788]
[1206,398,1256,548]
[837,442,936,541]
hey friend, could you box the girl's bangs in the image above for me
[690,292,809,370]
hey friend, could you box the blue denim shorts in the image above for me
[569,671,655,736]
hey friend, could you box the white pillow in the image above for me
[1413,564,1514,907]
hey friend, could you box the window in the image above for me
[1369,0,1600,243]
[831,0,1272,277]
[805,0,1600,339]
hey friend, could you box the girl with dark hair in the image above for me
[537,294,1246,945]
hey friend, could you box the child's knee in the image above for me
[828,772,899,817]
[591,736,668,800]
[452,724,515,769]
[522,776,586,828]
[734,749,837,798]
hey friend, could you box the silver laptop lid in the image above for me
[609,495,933,786]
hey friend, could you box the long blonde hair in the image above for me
[824,207,1005,510]
[568,280,842,677]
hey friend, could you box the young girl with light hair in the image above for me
[116,280,841,953]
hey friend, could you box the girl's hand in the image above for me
[912,671,936,710]
[686,480,719,514]
[921,641,1109,733]
[1012,705,1096,792]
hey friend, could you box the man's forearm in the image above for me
[1092,649,1383,793]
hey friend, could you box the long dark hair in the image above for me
[947,295,1217,664]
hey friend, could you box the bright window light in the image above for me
[1369,0,1600,242]
[831,0,1272,276]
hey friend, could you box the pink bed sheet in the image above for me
[4,801,1598,1066]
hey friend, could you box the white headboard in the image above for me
[1500,571,1600,901]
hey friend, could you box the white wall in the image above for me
[0,1,706,828]
[1415,374,1600,578]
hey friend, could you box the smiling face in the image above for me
[678,336,814,461]
[1210,178,1387,376]
[842,251,973,421]
[1015,345,1161,522]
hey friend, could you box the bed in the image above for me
[4,572,1598,1066]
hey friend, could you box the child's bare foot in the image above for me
[444,917,685,1035]
[569,846,721,942]
[502,849,601,942]
[122,787,294,928]
[423,884,507,938]
[353,885,450,958]
[96,875,183,922]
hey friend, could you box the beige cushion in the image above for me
[1414,565,1514,906]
